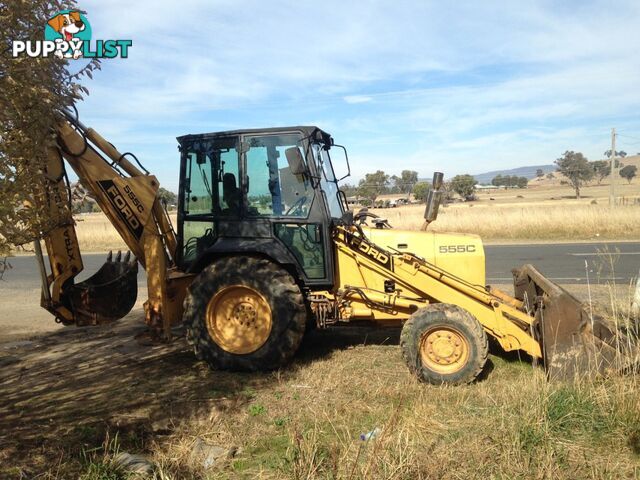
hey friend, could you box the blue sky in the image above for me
[76,0,640,192]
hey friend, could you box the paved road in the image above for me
[485,242,640,284]
[2,242,639,292]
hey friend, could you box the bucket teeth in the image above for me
[106,250,113,262]
[124,251,131,263]
[115,251,122,263]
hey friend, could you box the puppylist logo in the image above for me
[12,9,132,59]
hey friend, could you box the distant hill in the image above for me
[419,156,640,186]
[473,165,555,184]
[530,155,640,186]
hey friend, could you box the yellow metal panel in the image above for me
[433,234,485,287]
[332,226,542,359]
[363,228,486,287]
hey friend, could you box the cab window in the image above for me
[245,134,312,217]
[182,138,239,216]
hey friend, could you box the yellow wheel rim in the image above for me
[419,326,469,375]
[206,285,272,354]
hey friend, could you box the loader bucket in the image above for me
[513,264,638,380]
[65,251,138,325]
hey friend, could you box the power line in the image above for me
[616,132,640,142]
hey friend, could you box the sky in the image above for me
[75,0,640,192]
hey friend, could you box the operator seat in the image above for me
[222,173,240,215]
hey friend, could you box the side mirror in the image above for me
[424,172,444,225]
[285,147,308,176]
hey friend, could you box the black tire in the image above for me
[184,256,307,371]
[400,304,488,385]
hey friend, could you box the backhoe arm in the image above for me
[35,113,191,334]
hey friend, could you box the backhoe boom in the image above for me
[35,113,191,333]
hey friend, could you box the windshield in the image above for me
[312,143,345,219]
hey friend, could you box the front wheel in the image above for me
[184,256,307,371]
[400,304,488,385]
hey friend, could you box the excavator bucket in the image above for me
[513,264,638,380]
[66,251,138,325]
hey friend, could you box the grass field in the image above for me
[72,202,639,253]
[17,283,637,479]
[374,203,640,241]
[371,181,640,242]
[65,180,640,254]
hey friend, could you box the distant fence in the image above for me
[618,196,640,206]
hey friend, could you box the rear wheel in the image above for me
[184,256,307,371]
[400,304,488,385]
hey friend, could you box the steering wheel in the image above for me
[285,196,308,216]
[354,210,392,229]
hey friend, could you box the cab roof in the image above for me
[177,126,332,145]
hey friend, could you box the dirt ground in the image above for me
[0,300,408,477]
[0,281,635,476]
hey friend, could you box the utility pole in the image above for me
[609,128,616,207]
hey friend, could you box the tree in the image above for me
[357,170,389,202]
[158,187,177,208]
[619,165,637,184]
[591,160,610,184]
[412,182,431,202]
[491,174,527,188]
[536,168,544,178]
[604,150,627,159]
[450,174,477,200]
[591,159,624,185]
[555,151,593,199]
[0,0,100,255]
[339,183,358,198]
[391,170,418,195]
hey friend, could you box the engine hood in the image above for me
[361,227,486,287]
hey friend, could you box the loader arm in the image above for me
[328,224,637,379]
[331,225,543,359]
[34,112,192,333]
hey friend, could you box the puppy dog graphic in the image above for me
[47,11,86,59]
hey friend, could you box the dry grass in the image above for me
[71,286,638,480]
[72,213,129,252]
[5,280,639,479]
[369,177,640,241]
[5,176,638,255]
[66,201,640,254]
[374,203,640,241]
[98,329,640,478]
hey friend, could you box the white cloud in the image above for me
[343,95,373,104]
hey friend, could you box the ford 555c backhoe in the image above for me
[31,111,638,385]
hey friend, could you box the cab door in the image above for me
[178,136,241,266]
[241,132,332,285]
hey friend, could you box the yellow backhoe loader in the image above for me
[32,110,637,385]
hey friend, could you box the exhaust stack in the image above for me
[423,172,444,228]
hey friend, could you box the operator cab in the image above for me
[176,126,348,287]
